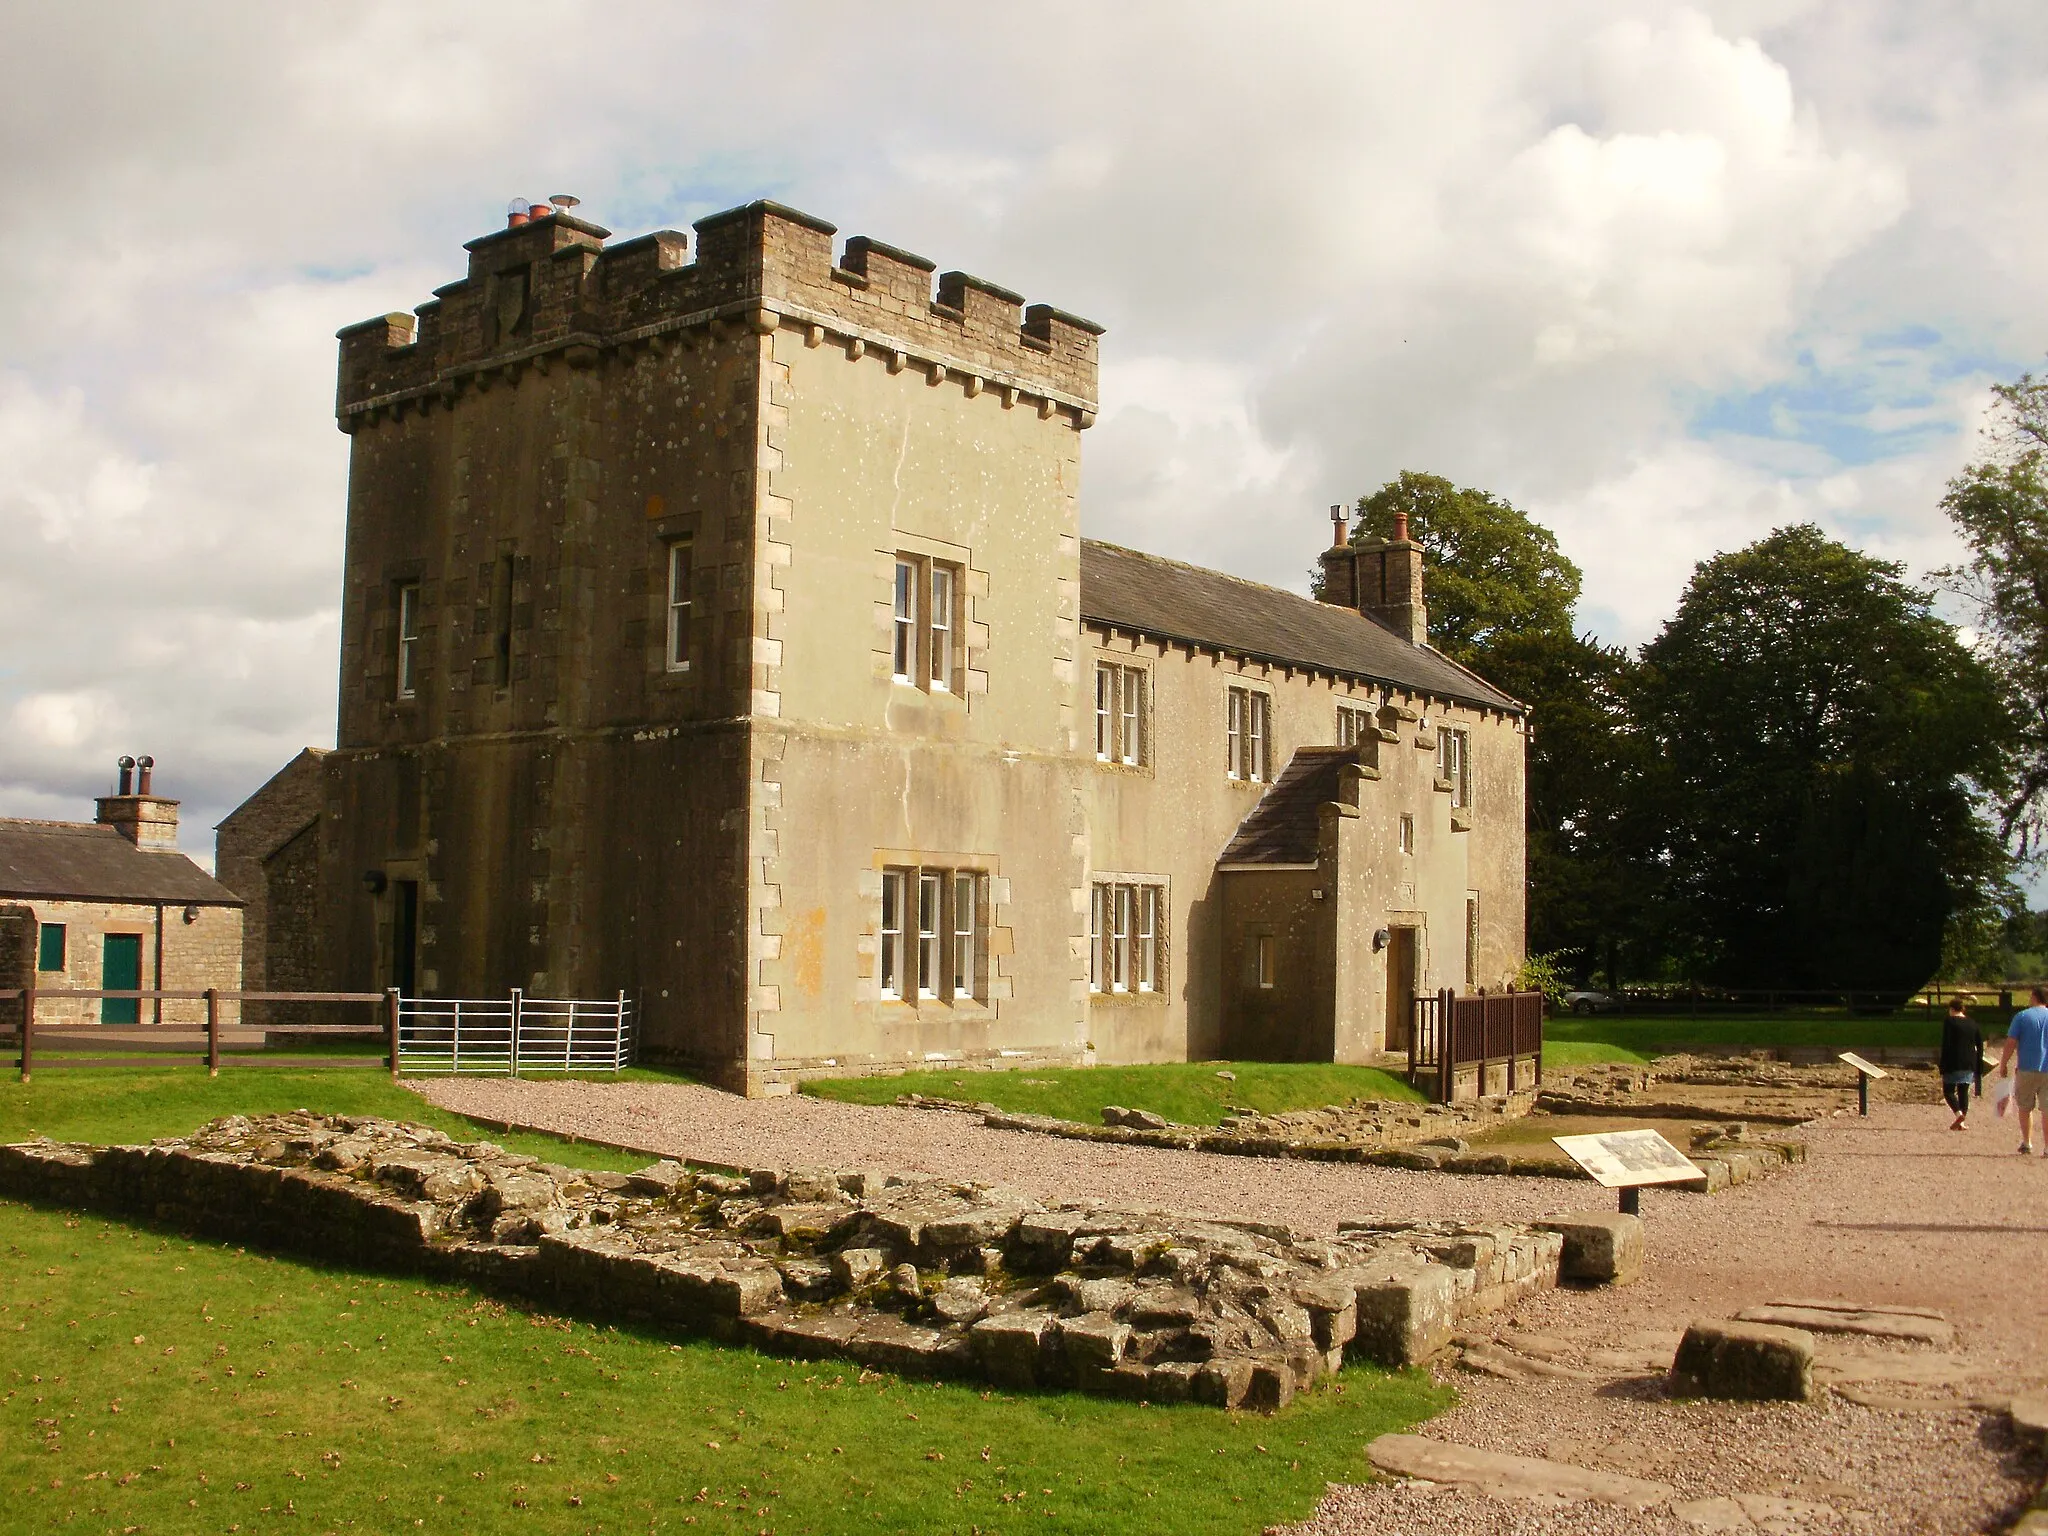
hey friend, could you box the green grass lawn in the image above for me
[802,1060,1424,1127]
[1545,1011,1955,1058]
[1539,1039,1650,1069]
[0,1071,1450,1534]
[0,1067,657,1173]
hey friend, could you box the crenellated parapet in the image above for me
[335,200,1102,431]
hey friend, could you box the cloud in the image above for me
[2,0,2046,850]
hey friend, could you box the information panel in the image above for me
[1837,1051,1888,1079]
[1551,1128,1702,1189]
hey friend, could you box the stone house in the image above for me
[220,198,1527,1092]
[1,762,243,1025]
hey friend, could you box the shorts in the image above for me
[2016,1070,2048,1117]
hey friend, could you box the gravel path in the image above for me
[414,1076,1611,1232]
[415,1079,2048,1534]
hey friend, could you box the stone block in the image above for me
[1244,1357,1295,1412]
[849,1316,975,1378]
[1059,1276,1136,1315]
[1144,1360,1201,1403]
[625,1161,689,1198]
[744,1312,861,1358]
[751,1201,855,1244]
[1350,1265,1458,1365]
[1534,1212,1644,1286]
[1008,1211,1088,1271]
[1193,1357,1254,1409]
[930,1279,989,1326]
[971,1311,1057,1388]
[1057,1311,1131,1370]
[782,1166,841,1203]
[2008,1392,2046,1447]
[831,1247,887,1289]
[1669,1319,1814,1401]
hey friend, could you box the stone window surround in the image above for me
[663,534,694,673]
[875,533,986,706]
[1226,683,1273,784]
[1088,870,1168,1001]
[868,849,998,1015]
[1093,659,1149,767]
[645,508,703,692]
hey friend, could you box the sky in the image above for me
[3,1,2047,863]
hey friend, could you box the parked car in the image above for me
[1561,989,1622,1016]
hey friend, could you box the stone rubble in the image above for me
[0,1110,1640,1412]
[901,1065,1809,1190]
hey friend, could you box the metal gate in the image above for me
[396,990,633,1075]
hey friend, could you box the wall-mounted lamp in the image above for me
[362,870,388,896]
[1372,927,1392,952]
[181,905,200,925]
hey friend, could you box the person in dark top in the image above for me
[1939,997,1986,1130]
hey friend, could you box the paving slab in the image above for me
[1736,1303,1953,1346]
[2015,1393,2048,1445]
[1364,1433,1674,1507]
[1811,1347,1977,1386]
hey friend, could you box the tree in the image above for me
[1636,525,2011,994]
[1341,473,1645,981]
[1939,370,2048,856]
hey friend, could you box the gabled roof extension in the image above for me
[1078,539,1523,715]
[1217,748,1368,867]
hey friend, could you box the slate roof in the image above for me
[1218,748,1367,866]
[1078,539,1523,713]
[0,821,243,906]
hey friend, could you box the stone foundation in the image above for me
[0,1112,1618,1411]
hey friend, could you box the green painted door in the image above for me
[101,933,142,1024]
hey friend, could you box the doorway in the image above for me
[101,933,142,1025]
[1383,927,1418,1051]
[392,880,419,998]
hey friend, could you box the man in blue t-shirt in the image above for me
[2000,987,2048,1155]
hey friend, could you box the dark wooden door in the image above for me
[101,933,142,1025]
[392,880,419,998]
[1384,927,1417,1051]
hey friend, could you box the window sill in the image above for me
[1087,989,1169,1007]
[1092,758,1153,776]
[1450,812,1472,833]
[879,997,993,1019]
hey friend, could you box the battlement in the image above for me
[335,200,1101,427]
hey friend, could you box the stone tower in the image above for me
[242,198,1102,1091]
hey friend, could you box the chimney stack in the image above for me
[95,754,180,851]
[1316,508,1428,647]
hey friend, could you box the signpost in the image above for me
[1838,1051,1888,1116]
[1551,1129,1703,1215]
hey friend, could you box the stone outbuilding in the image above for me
[221,197,1528,1092]
[1,760,243,1025]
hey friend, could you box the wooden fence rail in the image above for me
[0,986,397,1083]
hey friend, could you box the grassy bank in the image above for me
[802,1060,1423,1126]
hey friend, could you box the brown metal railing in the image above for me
[1408,986,1544,1103]
[0,985,397,1083]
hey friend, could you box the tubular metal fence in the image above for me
[396,990,633,1075]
